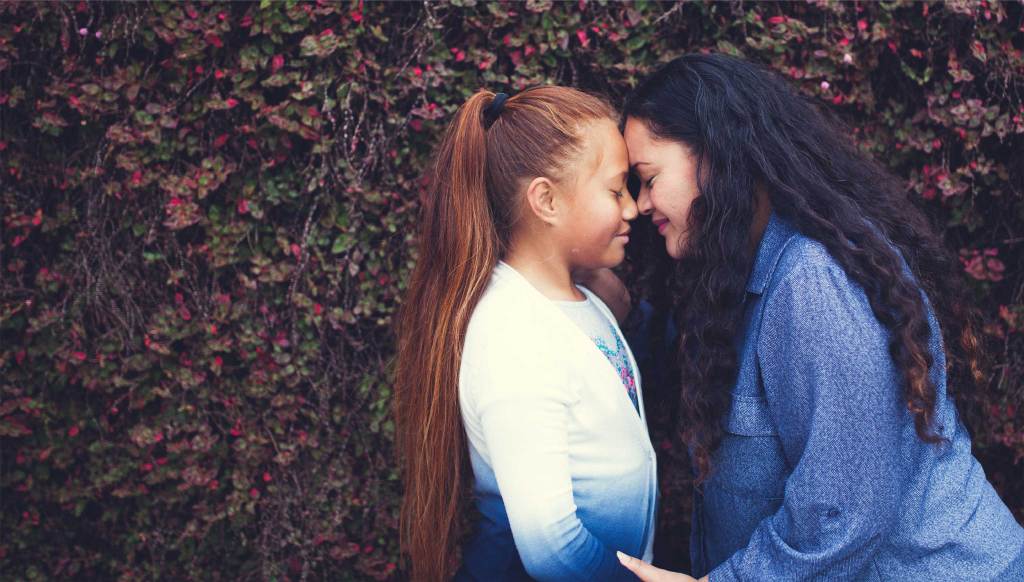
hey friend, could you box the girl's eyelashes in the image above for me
[645,176,656,189]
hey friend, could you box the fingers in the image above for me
[616,552,694,582]
[616,551,660,581]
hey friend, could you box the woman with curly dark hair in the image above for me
[612,53,1024,581]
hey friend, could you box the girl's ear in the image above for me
[524,176,561,226]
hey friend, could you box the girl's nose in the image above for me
[622,194,639,221]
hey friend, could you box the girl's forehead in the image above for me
[578,120,628,179]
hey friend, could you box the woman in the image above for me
[394,86,656,582]
[612,54,1024,581]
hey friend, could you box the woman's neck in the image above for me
[503,240,583,302]
[750,187,773,255]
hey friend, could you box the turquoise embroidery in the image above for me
[592,324,640,413]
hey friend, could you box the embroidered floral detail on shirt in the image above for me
[593,323,639,413]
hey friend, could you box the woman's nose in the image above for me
[636,188,653,215]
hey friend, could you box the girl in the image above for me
[395,87,657,581]
[613,54,1024,581]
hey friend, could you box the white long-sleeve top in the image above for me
[455,261,658,582]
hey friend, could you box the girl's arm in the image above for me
[468,344,638,582]
[711,258,905,581]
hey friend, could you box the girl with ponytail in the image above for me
[395,87,657,581]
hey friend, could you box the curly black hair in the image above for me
[623,53,984,480]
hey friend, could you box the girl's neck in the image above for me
[503,242,584,302]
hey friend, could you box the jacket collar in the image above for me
[745,211,799,294]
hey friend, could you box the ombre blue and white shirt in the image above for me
[455,261,657,581]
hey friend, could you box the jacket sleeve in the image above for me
[467,330,638,582]
[710,259,906,581]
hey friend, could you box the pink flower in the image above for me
[68,426,80,437]
[820,81,830,90]
[271,54,285,72]
[576,28,589,47]
[226,98,239,109]
[249,487,260,499]
[857,19,868,31]
[237,198,249,214]
[768,15,786,25]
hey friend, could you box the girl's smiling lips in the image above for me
[652,218,669,235]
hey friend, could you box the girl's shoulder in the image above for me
[463,263,577,356]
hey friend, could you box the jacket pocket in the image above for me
[710,394,786,499]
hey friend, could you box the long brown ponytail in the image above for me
[394,87,615,581]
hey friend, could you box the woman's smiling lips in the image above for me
[653,218,669,235]
[615,228,631,243]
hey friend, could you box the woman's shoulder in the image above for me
[765,230,849,295]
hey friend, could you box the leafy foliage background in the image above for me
[1,1,1021,580]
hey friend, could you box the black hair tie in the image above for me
[482,92,509,129]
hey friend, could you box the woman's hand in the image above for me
[573,267,632,322]
[616,552,707,582]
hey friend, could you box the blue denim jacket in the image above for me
[646,213,1024,580]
